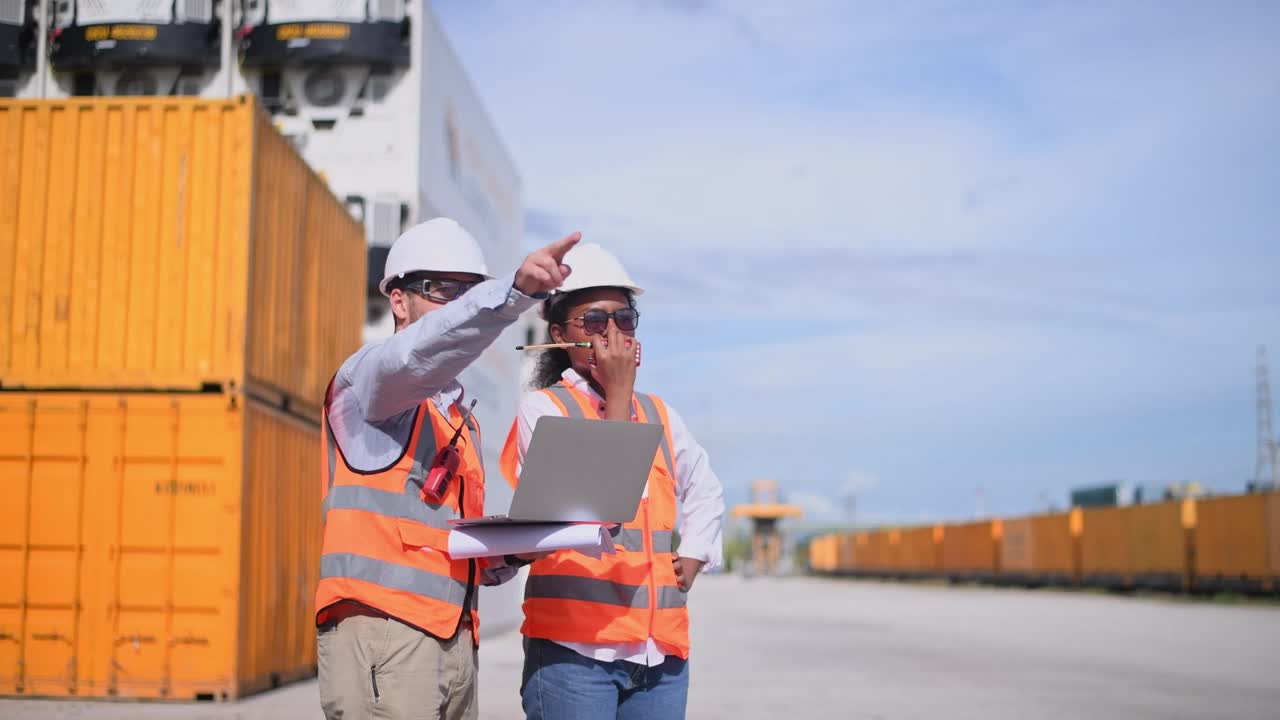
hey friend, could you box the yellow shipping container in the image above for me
[1130,501,1189,589]
[836,533,857,573]
[1080,505,1129,584]
[1080,502,1189,589]
[810,534,838,573]
[897,526,938,576]
[1000,512,1077,584]
[1194,493,1272,590]
[851,532,872,572]
[826,535,841,572]
[1001,517,1033,574]
[939,520,1001,579]
[0,391,321,700]
[0,97,365,411]
[858,530,896,573]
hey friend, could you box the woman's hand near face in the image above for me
[591,326,637,420]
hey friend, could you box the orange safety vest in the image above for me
[316,390,487,641]
[498,382,690,658]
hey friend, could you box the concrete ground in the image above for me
[3,574,1278,719]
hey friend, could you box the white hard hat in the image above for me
[554,243,644,296]
[379,218,492,296]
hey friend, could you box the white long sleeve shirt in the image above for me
[511,368,726,665]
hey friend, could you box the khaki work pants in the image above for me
[318,614,478,720]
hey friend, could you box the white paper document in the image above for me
[446,523,618,560]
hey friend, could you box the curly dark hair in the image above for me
[529,288,637,389]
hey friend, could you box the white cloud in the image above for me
[841,470,879,497]
[787,491,842,524]
[454,1,1280,259]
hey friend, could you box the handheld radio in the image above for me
[422,399,477,503]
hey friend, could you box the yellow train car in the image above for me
[939,520,1001,581]
[836,532,858,575]
[807,492,1280,598]
[1192,492,1279,592]
[856,529,897,576]
[1080,501,1191,590]
[807,534,838,573]
[1000,511,1079,586]
[896,525,940,578]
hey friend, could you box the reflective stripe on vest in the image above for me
[544,384,583,418]
[321,553,468,607]
[526,575,687,609]
[634,392,674,475]
[612,527,675,553]
[323,485,456,529]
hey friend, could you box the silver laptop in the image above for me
[450,416,662,527]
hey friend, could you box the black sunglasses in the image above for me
[401,277,481,303]
[569,308,641,335]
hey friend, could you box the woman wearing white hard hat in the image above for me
[498,243,726,720]
[317,217,579,720]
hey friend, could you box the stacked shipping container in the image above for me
[0,96,364,412]
[0,97,366,699]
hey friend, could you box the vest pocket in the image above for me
[396,517,449,553]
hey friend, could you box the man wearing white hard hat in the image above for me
[316,218,579,720]
[498,243,725,720]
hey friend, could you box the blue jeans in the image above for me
[520,637,689,720]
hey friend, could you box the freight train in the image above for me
[809,492,1280,594]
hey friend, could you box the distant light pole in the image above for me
[842,493,856,525]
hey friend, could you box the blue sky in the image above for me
[436,1,1280,525]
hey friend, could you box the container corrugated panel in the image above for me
[827,535,842,572]
[836,533,857,573]
[1028,512,1076,583]
[807,535,824,572]
[852,532,870,571]
[1004,513,1077,583]
[1129,501,1188,589]
[810,535,837,573]
[0,391,321,700]
[897,526,937,575]
[1080,506,1131,585]
[0,97,365,409]
[237,398,321,696]
[939,520,999,578]
[863,530,895,573]
[1194,494,1270,589]
[813,536,827,572]
[1001,517,1034,574]
[873,530,893,572]
[1269,493,1280,583]
[1080,503,1187,588]
[850,533,870,572]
